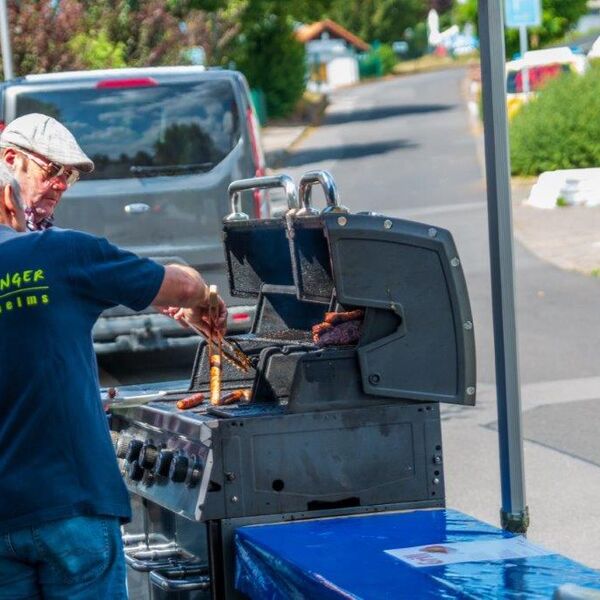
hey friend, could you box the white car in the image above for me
[506,47,588,119]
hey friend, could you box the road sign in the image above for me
[505,0,542,28]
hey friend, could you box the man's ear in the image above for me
[4,185,26,232]
[0,185,10,225]
[2,148,17,167]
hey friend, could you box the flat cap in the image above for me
[0,113,94,173]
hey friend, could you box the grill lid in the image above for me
[221,172,476,406]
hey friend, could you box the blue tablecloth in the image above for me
[235,509,600,599]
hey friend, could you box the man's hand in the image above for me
[161,295,227,338]
[152,264,228,336]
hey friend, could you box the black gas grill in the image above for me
[108,171,476,599]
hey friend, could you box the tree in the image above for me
[78,0,185,66]
[6,0,87,77]
[232,7,306,118]
[68,31,127,69]
[329,0,427,44]
[430,0,453,13]
[3,0,190,77]
[372,0,429,43]
[453,0,588,58]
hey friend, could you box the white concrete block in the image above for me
[526,168,600,209]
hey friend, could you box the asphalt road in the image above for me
[101,68,600,567]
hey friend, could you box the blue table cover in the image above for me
[235,509,600,599]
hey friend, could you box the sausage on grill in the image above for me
[221,389,251,405]
[324,309,364,325]
[176,392,205,410]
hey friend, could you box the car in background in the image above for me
[0,66,267,354]
[587,34,600,60]
[505,47,587,119]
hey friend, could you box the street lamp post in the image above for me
[478,0,529,534]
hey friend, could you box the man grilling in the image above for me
[0,156,226,598]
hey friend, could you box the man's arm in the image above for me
[152,264,227,336]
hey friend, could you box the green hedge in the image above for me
[510,66,600,176]
[359,44,398,79]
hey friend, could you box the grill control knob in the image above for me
[139,443,158,469]
[128,460,144,481]
[188,457,204,487]
[154,450,174,477]
[125,440,143,462]
[169,454,189,483]
[115,435,131,459]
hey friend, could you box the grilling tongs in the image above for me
[182,286,252,377]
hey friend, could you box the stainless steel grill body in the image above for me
[108,173,476,598]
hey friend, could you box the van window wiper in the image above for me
[130,163,215,176]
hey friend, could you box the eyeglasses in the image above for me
[18,149,80,187]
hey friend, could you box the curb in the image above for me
[265,125,315,169]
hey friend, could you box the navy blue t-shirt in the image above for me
[0,225,165,534]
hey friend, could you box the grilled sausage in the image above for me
[176,392,205,410]
[324,309,364,325]
[221,389,251,405]
[210,353,222,405]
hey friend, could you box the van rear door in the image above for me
[4,75,248,268]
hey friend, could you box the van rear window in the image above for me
[15,80,241,180]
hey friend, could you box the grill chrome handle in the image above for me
[124,541,181,571]
[297,170,348,216]
[122,532,169,547]
[125,554,180,572]
[131,547,180,561]
[150,567,211,592]
[122,533,147,546]
[226,174,298,221]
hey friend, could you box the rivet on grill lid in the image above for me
[466,386,476,395]
[451,257,460,267]
[428,227,437,237]
[337,216,347,226]
[383,219,393,229]
[368,373,381,385]
[463,321,473,330]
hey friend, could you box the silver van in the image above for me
[0,66,267,353]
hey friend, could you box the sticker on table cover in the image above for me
[385,536,554,568]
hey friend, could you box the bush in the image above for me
[358,51,383,79]
[377,44,398,75]
[358,44,398,79]
[510,66,600,176]
[233,14,306,119]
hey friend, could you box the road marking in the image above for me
[387,201,486,219]
[457,376,600,416]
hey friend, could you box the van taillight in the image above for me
[232,312,250,322]
[96,77,158,89]
[0,121,5,132]
[245,106,269,218]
